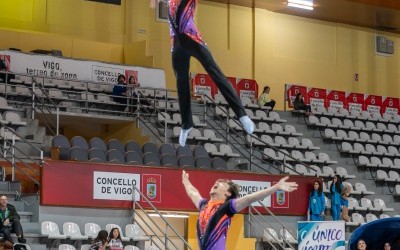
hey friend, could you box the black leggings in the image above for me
[172,34,246,129]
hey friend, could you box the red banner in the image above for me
[286,84,308,108]
[236,78,258,99]
[364,94,382,115]
[124,70,138,83]
[345,92,364,113]
[191,73,217,98]
[41,161,313,215]
[326,90,346,110]
[382,97,399,115]
[214,76,237,95]
[307,87,326,111]
[0,55,11,71]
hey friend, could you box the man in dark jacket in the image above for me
[0,195,25,244]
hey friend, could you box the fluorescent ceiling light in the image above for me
[148,213,189,218]
[288,0,314,10]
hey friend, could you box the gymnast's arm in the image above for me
[234,176,298,212]
[182,170,203,209]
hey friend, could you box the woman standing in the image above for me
[330,175,343,221]
[307,180,326,221]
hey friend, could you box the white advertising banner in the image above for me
[93,171,141,201]
[0,50,165,88]
[298,221,346,250]
[233,180,271,207]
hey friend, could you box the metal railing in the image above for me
[30,78,59,135]
[131,184,192,250]
[248,201,298,250]
[0,123,42,185]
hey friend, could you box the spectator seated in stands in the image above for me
[112,74,128,111]
[127,75,150,111]
[90,229,109,250]
[258,86,276,111]
[108,227,123,250]
[0,59,15,83]
[0,195,26,244]
[293,93,312,114]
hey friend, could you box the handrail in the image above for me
[131,184,193,250]
[30,78,59,135]
[248,201,297,250]
[0,124,42,185]
[0,123,44,154]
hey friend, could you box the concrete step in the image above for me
[20,211,33,222]
[21,222,41,234]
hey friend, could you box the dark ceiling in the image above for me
[207,0,400,34]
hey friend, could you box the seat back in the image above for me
[107,149,126,163]
[159,143,176,156]
[59,244,76,250]
[177,146,193,157]
[63,222,83,237]
[373,198,387,209]
[351,213,365,224]
[211,157,227,170]
[161,154,178,167]
[125,223,144,238]
[143,142,159,156]
[81,245,91,250]
[178,156,195,168]
[69,147,89,162]
[126,151,143,165]
[89,137,107,151]
[125,140,142,154]
[195,157,212,169]
[89,148,107,162]
[348,197,359,209]
[193,145,209,159]
[84,223,101,238]
[360,198,373,209]
[108,139,125,154]
[42,221,61,235]
[143,152,160,166]
[365,213,378,223]
[263,228,279,242]
[71,136,89,150]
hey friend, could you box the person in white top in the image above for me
[108,228,123,250]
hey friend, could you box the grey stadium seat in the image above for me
[52,135,71,160]
[70,136,89,150]
[69,147,89,162]
[177,146,193,157]
[142,142,159,156]
[195,157,212,169]
[212,157,227,170]
[193,145,209,159]
[143,152,160,166]
[107,139,125,154]
[125,151,143,165]
[107,149,125,163]
[89,148,107,162]
[125,140,142,154]
[159,143,176,156]
[89,137,107,151]
[161,154,178,167]
[178,156,195,168]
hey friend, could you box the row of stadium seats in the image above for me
[51,135,231,169]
